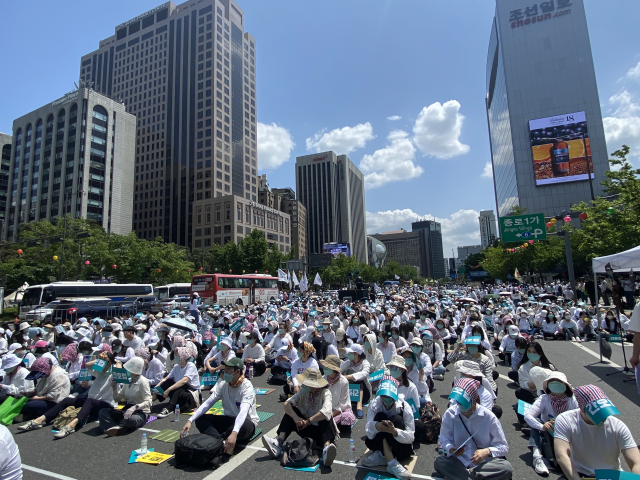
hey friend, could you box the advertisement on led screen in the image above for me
[529,111,594,186]
[323,243,351,258]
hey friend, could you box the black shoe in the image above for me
[279,393,288,402]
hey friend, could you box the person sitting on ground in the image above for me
[447,336,497,394]
[154,346,201,418]
[19,344,116,438]
[362,378,415,480]
[241,331,266,376]
[507,337,529,383]
[262,368,337,467]
[320,354,356,430]
[523,371,578,476]
[435,378,512,480]
[20,356,71,420]
[515,341,555,426]
[340,344,371,419]
[182,357,259,455]
[542,311,563,340]
[99,357,153,436]
[554,384,640,479]
[386,355,427,440]
[422,331,446,381]
[377,331,397,364]
[577,310,597,341]
[559,312,581,342]
[454,360,501,419]
[270,338,298,377]
[498,325,520,365]
[364,332,386,391]
[0,353,34,404]
[400,346,432,408]
[204,336,235,373]
[281,341,318,401]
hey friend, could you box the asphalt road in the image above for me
[10,336,640,480]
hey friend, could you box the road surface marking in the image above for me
[22,465,78,480]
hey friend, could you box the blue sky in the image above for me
[1,1,639,257]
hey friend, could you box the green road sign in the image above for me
[499,213,547,243]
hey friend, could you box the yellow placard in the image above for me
[135,452,174,465]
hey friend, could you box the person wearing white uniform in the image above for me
[155,346,201,418]
[0,425,22,480]
[320,355,355,428]
[0,354,34,403]
[182,357,259,455]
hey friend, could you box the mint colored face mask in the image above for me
[548,382,566,394]
[347,353,355,361]
[528,352,541,363]
[223,372,234,383]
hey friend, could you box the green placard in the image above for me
[499,213,547,243]
[349,383,361,402]
[112,367,131,384]
[609,334,622,343]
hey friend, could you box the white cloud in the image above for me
[257,122,295,170]
[305,122,374,154]
[481,162,493,179]
[603,89,640,161]
[387,115,402,121]
[360,130,423,189]
[366,208,481,258]
[412,100,470,159]
[626,60,640,82]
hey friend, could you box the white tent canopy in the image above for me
[592,244,640,273]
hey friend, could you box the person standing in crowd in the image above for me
[190,293,201,325]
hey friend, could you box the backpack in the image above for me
[52,406,82,430]
[281,438,318,468]
[174,433,224,467]
[418,402,441,443]
[268,372,289,385]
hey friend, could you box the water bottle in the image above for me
[140,433,148,455]
[174,404,180,422]
[436,435,445,456]
[247,365,254,379]
[348,439,356,463]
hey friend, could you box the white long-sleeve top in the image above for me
[66,355,84,382]
[524,394,579,431]
[143,357,165,386]
[365,396,415,444]
[190,378,259,431]
[326,374,351,413]
[242,343,265,363]
[0,367,34,397]
[440,404,509,468]
[377,342,396,363]
[115,346,135,364]
[113,375,153,413]
[340,358,371,383]
[36,366,71,403]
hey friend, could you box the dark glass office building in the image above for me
[80,0,258,246]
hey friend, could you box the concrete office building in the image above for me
[4,88,135,240]
[486,0,608,220]
[80,0,258,247]
[0,133,12,222]
[479,209,498,249]
[458,245,483,262]
[412,220,445,280]
[192,194,290,253]
[257,174,307,258]
[296,151,367,263]
[371,230,421,275]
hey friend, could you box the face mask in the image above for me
[458,402,471,413]
[404,358,413,367]
[528,352,541,363]
[411,346,421,354]
[437,324,444,329]
[364,342,371,350]
[509,332,518,338]
[137,331,144,337]
[381,396,395,408]
[548,315,554,320]
[301,385,311,393]
[278,329,284,335]
[467,346,478,355]
[548,382,566,394]
[389,368,403,379]
[520,314,527,318]
[102,333,112,338]
[187,357,195,363]
[220,344,228,351]
[223,372,234,383]
[4,366,16,374]
[517,348,525,354]
[424,340,433,347]
[420,316,426,320]
[323,368,334,376]
[323,325,330,331]
[392,334,399,340]
[378,337,384,343]
[81,351,91,356]
[114,347,121,353]
[353,319,359,324]
[347,353,355,361]
[606,315,614,319]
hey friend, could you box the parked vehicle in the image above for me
[118,295,159,313]
[50,297,126,323]
[156,295,191,312]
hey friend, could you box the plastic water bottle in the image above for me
[247,365,254,379]
[436,435,445,456]
[140,433,148,454]
[174,404,180,422]
[348,439,356,463]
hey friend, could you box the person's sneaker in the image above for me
[279,393,288,402]
[533,456,549,476]
[262,435,282,459]
[156,408,171,418]
[17,420,44,431]
[322,443,336,466]
[54,425,75,439]
[434,374,445,381]
[106,426,124,437]
[387,461,411,479]
[362,450,387,467]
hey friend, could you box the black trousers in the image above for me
[277,405,335,447]
[161,379,199,411]
[195,413,255,443]
[248,360,266,376]
[364,412,413,461]
[515,388,537,424]
[507,371,519,383]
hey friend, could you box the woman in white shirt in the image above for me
[0,354,34,403]
[320,355,355,429]
[204,337,236,373]
[242,331,266,376]
[559,311,581,342]
[340,344,371,418]
[376,331,397,363]
[515,341,555,423]
[284,341,319,397]
[155,346,201,418]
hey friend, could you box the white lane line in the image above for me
[139,427,160,433]
[202,425,279,480]
[498,373,511,382]
[245,443,444,479]
[22,465,78,480]
[571,342,623,368]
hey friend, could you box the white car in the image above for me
[25,301,60,323]
[157,295,191,312]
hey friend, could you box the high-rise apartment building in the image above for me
[479,209,498,249]
[412,220,445,280]
[486,0,608,220]
[4,88,136,239]
[295,151,367,263]
[0,133,12,222]
[80,0,258,246]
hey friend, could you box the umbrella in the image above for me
[162,317,197,332]
[483,294,502,300]
[499,291,512,296]
[456,297,478,303]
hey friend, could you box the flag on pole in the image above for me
[314,272,322,286]
[300,273,308,292]
[514,268,522,282]
[277,268,288,282]
[292,270,300,287]
[394,274,400,280]
[287,270,292,289]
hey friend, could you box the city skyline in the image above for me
[1,1,639,256]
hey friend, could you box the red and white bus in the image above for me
[190,274,279,306]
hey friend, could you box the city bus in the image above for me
[190,274,279,306]
[19,282,153,320]
[154,283,192,300]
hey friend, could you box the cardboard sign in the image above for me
[135,452,174,465]
[349,383,361,402]
[609,335,622,343]
[77,369,93,382]
[368,369,385,382]
[92,359,108,373]
[112,367,130,384]
[406,397,420,420]
[585,399,620,425]
[201,372,219,386]
[229,320,243,333]
[152,386,164,396]
[517,399,533,416]
[464,335,481,346]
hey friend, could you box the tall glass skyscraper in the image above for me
[486,0,608,220]
[80,0,258,246]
